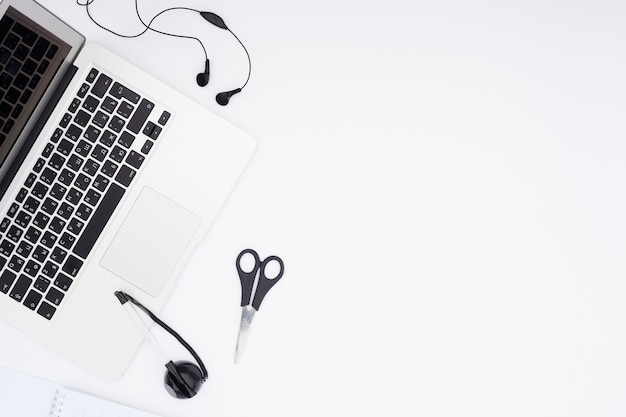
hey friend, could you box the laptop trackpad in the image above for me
[101,187,201,297]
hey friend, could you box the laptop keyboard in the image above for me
[0,67,171,320]
[0,13,60,145]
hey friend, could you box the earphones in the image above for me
[76,1,252,106]
[115,291,208,399]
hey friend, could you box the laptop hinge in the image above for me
[0,63,78,200]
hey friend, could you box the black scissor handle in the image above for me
[251,255,284,311]
[236,249,261,307]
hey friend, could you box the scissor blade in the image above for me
[235,305,256,363]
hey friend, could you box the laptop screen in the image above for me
[0,6,71,171]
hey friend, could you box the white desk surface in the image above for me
[1,1,626,416]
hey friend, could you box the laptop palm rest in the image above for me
[100,187,201,297]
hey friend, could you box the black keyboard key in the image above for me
[41,198,58,215]
[82,160,100,177]
[24,290,42,310]
[126,151,145,169]
[92,174,110,192]
[0,270,16,294]
[84,189,101,206]
[92,111,109,128]
[32,245,49,262]
[101,96,118,114]
[91,145,108,162]
[15,187,27,203]
[15,211,32,228]
[23,59,37,76]
[68,98,81,113]
[118,132,135,148]
[66,154,84,171]
[7,255,24,273]
[57,202,74,220]
[74,110,90,128]
[100,130,117,147]
[140,139,153,155]
[0,47,9,64]
[0,16,15,44]
[62,255,83,277]
[7,202,18,218]
[58,169,76,186]
[46,45,58,59]
[37,301,56,320]
[9,275,31,302]
[50,247,68,264]
[49,183,66,200]
[22,197,39,214]
[40,231,57,249]
[116,101,134,118]
[23,260,40,277]
[110,146,126,163]
[37,59,50,74]
[32,213,50,229]
[14,44,28,60]
[0,239,13,257]
[108,115,125,133]
[34,277,50,292]
[65,188,83,204]
[42,261,59,279]
[30,37,50,60]
[16,242,33,258]
[115,165,136,187]
[54,273,73,291]
[77,83,90,98]
[74,173,92,190]
[24,226,41,244]
[67,218,84,235]
[92,74,112,98]
[158,111,171,125]
[73,183,124,259]
[6,225,23,242]
[46,287,64,306]
[101,160,118,177]
[0,218,9,234]
[4,33,18,49]
[6,58,20,75]
[83,125,101,143]
[59,232,76,250]
[14,22,38,47]
[31,182,48,199]
[75,204,92,221]
[40,167,57,185]
[86,68,99,83]
[57,138,74,156]
[49,217,66,233]
[110,82,140,104]
[82,95,100,113]
[127,98,154,134]
[48,153,65,170]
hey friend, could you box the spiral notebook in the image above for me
[0,367,162,417]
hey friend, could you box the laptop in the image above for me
[0,0,255,380]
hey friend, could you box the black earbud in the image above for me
[164,360,205,399]
[115,292,208,399]
[196,59,210,87]
[216,88,242,106]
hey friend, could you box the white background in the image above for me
[2,0,626,416]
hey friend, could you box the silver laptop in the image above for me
[0,0,255,379]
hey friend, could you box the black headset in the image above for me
[115,291,208,399]
[76,1,251,106]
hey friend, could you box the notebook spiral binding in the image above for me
[49,389,65,417]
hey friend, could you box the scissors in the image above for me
[235,248,284,363]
